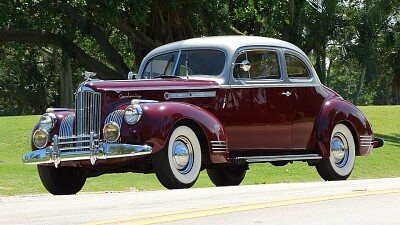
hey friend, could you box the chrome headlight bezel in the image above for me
[39,113,57,132]
[103,122,120,143]
[32,128,49,149]
[124,104,143,125]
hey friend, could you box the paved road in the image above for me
[1,178,399,225]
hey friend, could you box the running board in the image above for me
[230,154,322,164]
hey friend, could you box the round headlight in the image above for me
[103,122,120,143]
[33,128,49,148]
[39,113,57,131]
[124,105,142,125]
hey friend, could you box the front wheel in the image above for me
[37,165,86,195]
[316,124,356,181]
[152,125,202,189]
[207,166,247,186]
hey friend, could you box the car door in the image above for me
[284,51,326,150]
[224,48,295,153]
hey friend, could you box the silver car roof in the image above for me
[142,36,307,59]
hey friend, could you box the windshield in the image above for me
[142,49,225,79]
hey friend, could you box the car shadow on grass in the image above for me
[374,133,400,147]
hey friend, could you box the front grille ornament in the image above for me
[84,71,97,81]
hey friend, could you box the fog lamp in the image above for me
[33,128,49,148]
[103,122,120,143]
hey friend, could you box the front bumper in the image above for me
[22,142,152,168]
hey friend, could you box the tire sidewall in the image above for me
[328,124,355,177]
[167,125,201,185]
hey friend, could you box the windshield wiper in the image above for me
[154,75,182,79]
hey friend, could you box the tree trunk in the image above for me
[60,52,73,108]
[354,67,366,105]
[321,48,327,85]
[326,58,333,87]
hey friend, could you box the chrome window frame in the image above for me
[282,49,318,85]
[229,46,285,86]
[138,48,227,80]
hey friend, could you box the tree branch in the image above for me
[0,29,124,80]
[59,5,131,76]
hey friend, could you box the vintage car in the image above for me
[23,36,383,195]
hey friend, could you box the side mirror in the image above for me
[236,60,251,72]
[128,71,137,80]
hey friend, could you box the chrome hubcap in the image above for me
[331,133,349,168]
[172,136,193,174]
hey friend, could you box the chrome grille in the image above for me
[54,87,102,153]
[75,88,102,136]
[59,114,75,137]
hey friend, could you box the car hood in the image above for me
[83,78,220,92]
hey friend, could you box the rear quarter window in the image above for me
[285,54,310,79]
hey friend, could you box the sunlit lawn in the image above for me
[0,106,398,196]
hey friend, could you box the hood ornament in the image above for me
[84,71,97,81]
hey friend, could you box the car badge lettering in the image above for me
[119,93,141,99]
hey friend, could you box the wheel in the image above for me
[207,166,247,186]
[316,124,356,180]
[37,165,86,195]
[152,125,202,189]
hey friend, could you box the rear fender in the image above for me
[314,98,373,157]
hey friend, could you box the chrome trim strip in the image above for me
[220,83,320,89]
[360,135,374,147]
[212,151,227,154]
[22,143,152,165]
[106,86,219,92]
[164,91,216,100]
[231,154,322,163]
[46,108,73,113]
[211,141,227,152]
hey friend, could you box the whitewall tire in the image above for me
[316,124,356,180]
[152,125,202,189]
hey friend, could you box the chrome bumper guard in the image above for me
[22,133,152,168]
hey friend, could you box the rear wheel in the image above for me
[207,166,247,186]
[37,165,86,195]
[152,125,202,189]
[316,124,356,180]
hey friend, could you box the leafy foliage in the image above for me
[0,0,399,115]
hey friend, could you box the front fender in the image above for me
[119,102,228,163]
[314,98,373,157]
[30,110,75,151]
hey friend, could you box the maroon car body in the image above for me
[23,36,383,195]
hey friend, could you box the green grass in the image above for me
[0,106,399,196]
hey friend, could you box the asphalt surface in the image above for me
[1,178,399,225]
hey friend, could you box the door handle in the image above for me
[281,91,292,97]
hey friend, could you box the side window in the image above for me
[234,50,280,80]
[285,54,310,79]
[143,52,178,79]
